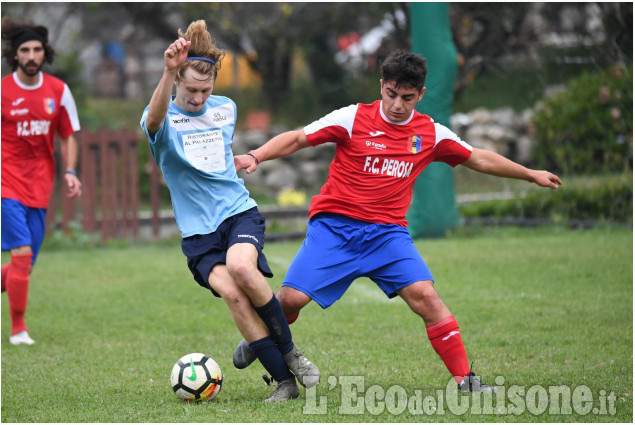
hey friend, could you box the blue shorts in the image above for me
[283,213,434,308]
[1,198,46,264]
[181,207,273,296]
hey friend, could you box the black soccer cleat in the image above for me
[458,371,498,392]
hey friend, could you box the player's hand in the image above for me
[65,173,82,198]
[530,170,562,189]
[234,154,259,174]
[164,37,191,71]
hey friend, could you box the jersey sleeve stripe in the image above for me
[304,104,358,139]
[433,123,472,151]
[61,83,81,132]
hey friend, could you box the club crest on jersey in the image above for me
[409,135,422,153]
[44,98,55,115]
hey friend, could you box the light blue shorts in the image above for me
[1,198,47,264]
[283,213,434,308]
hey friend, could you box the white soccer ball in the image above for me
[170,353,223,402]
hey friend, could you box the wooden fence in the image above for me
[46,127,311,243]
[46,128,163,242]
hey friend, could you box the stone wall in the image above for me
[234,130,336,196]
[451,107,535,165]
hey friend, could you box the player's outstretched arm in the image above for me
[234,130,311,174]
[462,148,562,189]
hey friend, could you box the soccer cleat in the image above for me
[9,330,34,345]
[283,345,320,388]
[233,339,257,369]
[264,376,300,402]
[458,371,497,392]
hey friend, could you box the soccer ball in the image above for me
[170,353,223,402]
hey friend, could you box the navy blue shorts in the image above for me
[1,198,46,264]
[181,207,273,296]
[283,213,434,308]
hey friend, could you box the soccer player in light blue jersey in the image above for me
[140,20,319,402]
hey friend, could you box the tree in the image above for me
[449,3,633,97]
[182,3,406,114]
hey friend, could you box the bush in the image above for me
[531,64,633,174]
[459,174,633,223]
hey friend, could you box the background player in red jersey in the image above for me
[1,17,82,345]
[232,50,562,392]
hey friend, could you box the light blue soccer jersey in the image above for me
[140,95,256,237]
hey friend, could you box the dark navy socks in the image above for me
[254,294,294,354]
[249,336,292,382]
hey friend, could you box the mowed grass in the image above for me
[1,226,632,422]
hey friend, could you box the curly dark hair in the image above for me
[1,16,56,71]
[380,50,427,91]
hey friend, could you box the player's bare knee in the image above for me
[226,259,255,286]
[401,282,444,314]
[11,245,32,256]
[212,281,238,301]
[219,287,248,310]
[277,287,309,313]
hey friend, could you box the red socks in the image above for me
[285,310,299,325]
[5,254,33,335]
[426,315,471,383]
[1,263,9,292]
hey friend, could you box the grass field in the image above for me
[1,226,632,422]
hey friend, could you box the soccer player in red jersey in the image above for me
[1,17,82,345]
[232,51,562,392]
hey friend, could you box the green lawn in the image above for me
[1,226,632,422]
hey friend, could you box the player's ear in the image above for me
[418,87,426,102]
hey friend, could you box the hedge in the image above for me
[458,174,632,224]
[531,64,633,175]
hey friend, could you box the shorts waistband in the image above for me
[312,212,377,226]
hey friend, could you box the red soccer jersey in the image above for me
[1,72,80,208]
[304,100,473,227]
